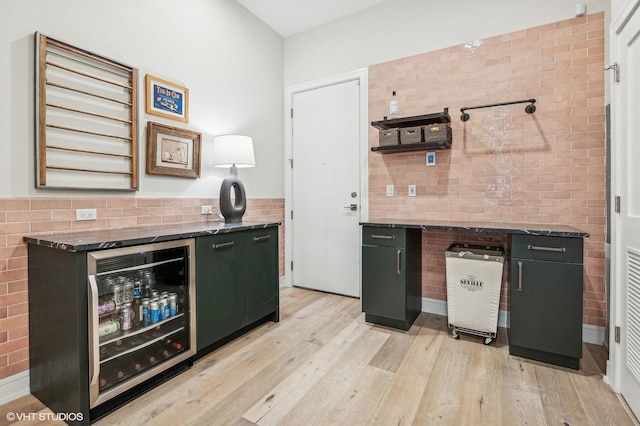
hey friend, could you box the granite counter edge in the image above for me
[23,222,281,252]
[360,221,590,238]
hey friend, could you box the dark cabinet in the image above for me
[361,226,422,330]
[196,234,246,348]
[246,232,280,323]
[509,235,584,369]
[196,228,279,352]
[26,239,196,425]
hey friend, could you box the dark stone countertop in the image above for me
[360,218,589,238]
[23,221,281,252]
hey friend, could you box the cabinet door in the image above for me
[246,229,278,324]
[510,258,583,357]
[362,245,406,321]
[196,235,247,350]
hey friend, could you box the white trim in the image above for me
[0,370,30,406]
[612,0,640,35]
[279,276,289,288]
[421,297,448,317]
[283,69,369,289]
[608,0,640,394]
[421,296,605,344]
[583,324,607,346]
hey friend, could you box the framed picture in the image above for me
[146,121,201,178]
[145,74,189,122]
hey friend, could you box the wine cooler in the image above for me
[87,239,196,409]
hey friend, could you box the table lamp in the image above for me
[212,135,255,223]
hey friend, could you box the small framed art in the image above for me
[146,121,201,178]
[145,74,189,122]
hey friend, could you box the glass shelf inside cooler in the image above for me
[98,328,187,393]
[100,326,185,364]
[99,313,185,347]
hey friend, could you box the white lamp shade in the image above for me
[212,135,255,168]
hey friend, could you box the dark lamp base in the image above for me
[219,173,247,223]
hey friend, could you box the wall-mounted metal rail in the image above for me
[460,98,536,121]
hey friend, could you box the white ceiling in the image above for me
[236,0,392,37]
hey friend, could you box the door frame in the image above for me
[608,0,640,394]
[283,69,369,288]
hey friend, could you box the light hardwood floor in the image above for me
[2,287,638,425]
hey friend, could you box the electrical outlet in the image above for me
[201,205,213,215]
[408,185,417,197]
[386,185,394,197]
[76,208,97,221]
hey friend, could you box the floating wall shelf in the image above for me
[371,109,452,154]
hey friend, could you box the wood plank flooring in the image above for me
[1,287,638,426]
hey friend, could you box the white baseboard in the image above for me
[421,297,605,344]
[0,370,30,406]
[279,276,288,288]
[421,297,508,329]
[582,323,606,345]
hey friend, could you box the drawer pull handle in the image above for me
[372,234,395,240]
[213,241,235,249]
[527,244,566,253]
[396,250,402,275]
[253,235,271,242]
[517,261,523,292]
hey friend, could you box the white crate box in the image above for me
[445,243,505,343]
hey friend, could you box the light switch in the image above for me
[426,152,436,166]
[408,185,416,197]
[386,185,394,197]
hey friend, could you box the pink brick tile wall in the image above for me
[368,13,606,328]
[0,197,284,381]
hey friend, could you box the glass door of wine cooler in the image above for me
[87,239,196,408]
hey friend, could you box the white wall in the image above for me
[0,0,284,198]
[284,0,609,86]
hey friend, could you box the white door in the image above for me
[290,78,362,297]
[612,0,640,418]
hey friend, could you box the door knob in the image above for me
[343,204,358,211]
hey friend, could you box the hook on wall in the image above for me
[460,98,536,121]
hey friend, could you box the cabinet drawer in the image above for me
[362,227,406,247]
[511,235,583,263]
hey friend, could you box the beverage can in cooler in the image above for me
[98,319,120,337]
[158,297,167,320]
[168,293,177,316]
[141,298,150,323]
[150,300,159,324]
[124,282,134,304]
[98,298,116,315]
[112,284,123,307]
[121,304,132,330]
